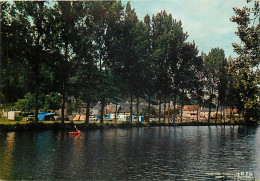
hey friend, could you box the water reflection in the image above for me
[0,126,259,180]
[255,127,260,179]
[0,132,15,179]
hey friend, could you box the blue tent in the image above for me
[38,112,55,121]
[141,115,144,122]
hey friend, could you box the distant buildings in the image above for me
[182,105,199,121]
[71,101,238,122]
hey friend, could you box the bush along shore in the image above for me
[0,121,257,132]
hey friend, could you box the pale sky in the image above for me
[122,0,253,58]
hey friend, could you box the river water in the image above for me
[0,126,259,180]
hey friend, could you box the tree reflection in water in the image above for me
[0,126,259,180]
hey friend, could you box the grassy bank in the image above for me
[0,120,256,131]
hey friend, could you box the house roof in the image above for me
[118,103,130,113]
[92,105,101,111]
[201,108,217,112]
[106,104,120,114]
[183,105,198,111]
[107,104,115,114]
[118,103,147,113]
[135,104,147,110]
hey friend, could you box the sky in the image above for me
[122,0,253,58]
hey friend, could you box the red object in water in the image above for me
[69,131,81,136]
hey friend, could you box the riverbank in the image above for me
[0,120,257,131]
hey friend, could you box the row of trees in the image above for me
[0,1,259,124]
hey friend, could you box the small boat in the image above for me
[69,131,81,136]
[69,126,81,136]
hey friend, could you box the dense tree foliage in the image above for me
[0,1,258,124]
[204,48,226,123]
[230,0,259,123]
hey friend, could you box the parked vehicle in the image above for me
[54,115,60,121]
[26,115,34,121]
[54,115,69,121]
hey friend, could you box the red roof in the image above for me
[183,105,198,111]
[225,109,238,114]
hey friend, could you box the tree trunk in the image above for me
[136,95,139,122]
[130,93,133,123]
[100,99,105,124]
[85,98,90,125]
[215,100,219,124]
[61,39,69,124]
[34,88,39,123]
[158,95,161,123]
[173,93,177,122]
[229,108,232,121]
[167,98,170,123]
[230,107,233,121]
[163,95,166,123]
[231,104,234,122]
[61,82,65,124]
[180,102,183,123]
[242,109,245,123]
[33,2,43,124]
[197,106,199,122]
[99,50,102,72]
[148,95,151,122]
[208,95,212,125]
[115,101,118,124]
[223,106,226,125]
[33,66,40,123]
[220,106,223,124]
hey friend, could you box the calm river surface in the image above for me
[0,126,260,180]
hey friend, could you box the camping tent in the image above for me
[73,115,86,121]
[38,112,55,121]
